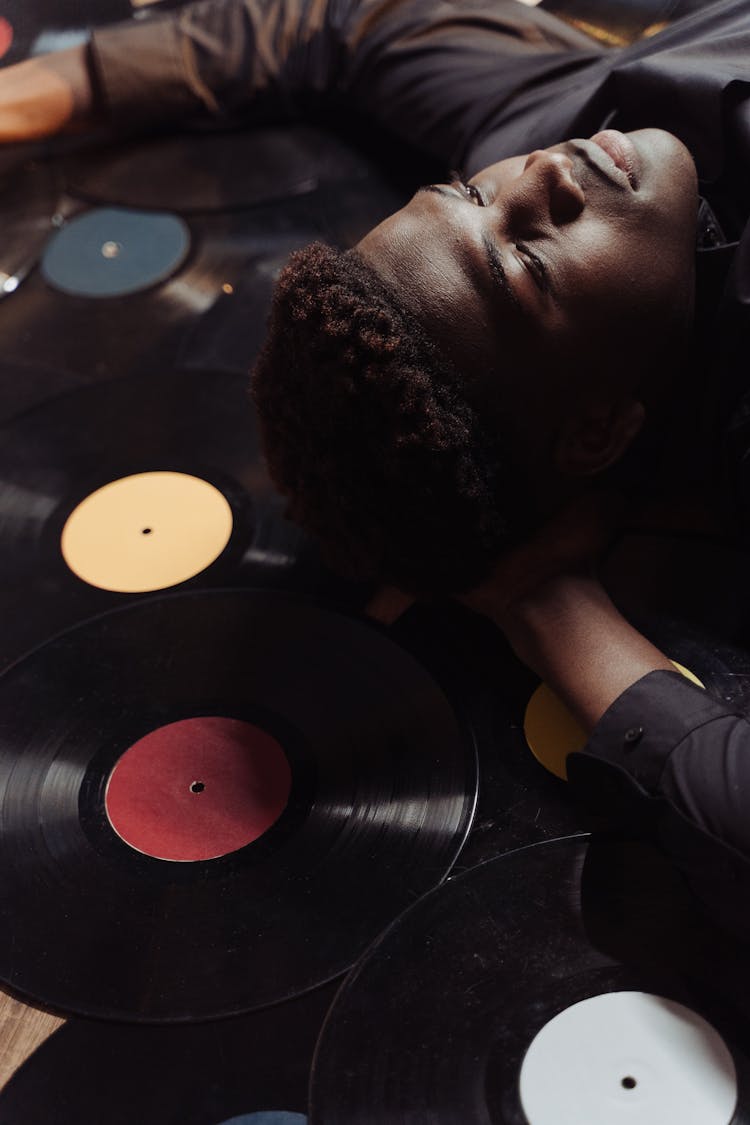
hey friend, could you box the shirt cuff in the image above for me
[569,669,733,794]
[89,15,206,128]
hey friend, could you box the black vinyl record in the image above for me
[390,604,592,864]
[0,368,347,670]
[0,177,405,381]
[62,124,401,216]
[0,982,337,1124]
[0,589,476,1021]
[0,207,263,380]
[311,835,750,1123]
[0,356,85,425]
[41,206,192,297]
[0,155,63,298]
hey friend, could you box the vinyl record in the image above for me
[311,835,750,1123]
[0,208,262,380]
[0,357,85,424]
[0,155,64,298]
[41,206,191,297]
[0,368,349,671]
[390,604,590,865]
[0,982,337,1124]
[0,589,476,1021]
[62,125,398,215]
[0,178,404,380]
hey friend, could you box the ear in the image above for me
[555,398,645,477]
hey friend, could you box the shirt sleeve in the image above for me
[567,669,750,937]
[87,0,600,167]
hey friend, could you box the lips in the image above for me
[590,130,640,190]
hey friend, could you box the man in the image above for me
[2,0,750,928]
[0,0,722,592]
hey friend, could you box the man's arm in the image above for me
[491,573,675,731]
[0,0,599,162]
[468,566,750,934]
[0,47,95,141]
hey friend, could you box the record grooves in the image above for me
[0,368,342,670]
[0,982,337,1124]
[311,835,750,1124]
[0,589,476,1021]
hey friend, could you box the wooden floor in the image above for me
[0,992,62,1090]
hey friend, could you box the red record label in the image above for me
[105,716,292,861]
[0,19,13,61]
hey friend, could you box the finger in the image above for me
[365,586,415,625]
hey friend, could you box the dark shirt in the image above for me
[570,670,750,936]
[87,0,750,930]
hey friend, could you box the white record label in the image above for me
[519,991,737,1125]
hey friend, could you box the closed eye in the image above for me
[449,173,486,207]
[516,242,550,294]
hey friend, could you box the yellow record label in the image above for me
[523,660,705,781]
[61,471,233,593]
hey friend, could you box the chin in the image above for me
[631,127,697,187]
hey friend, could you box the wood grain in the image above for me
[0,991,64,1091]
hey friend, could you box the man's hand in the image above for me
[458,492,674,732]
[0,48,94,142]
[365,586,415,626]
[458,490,623,627]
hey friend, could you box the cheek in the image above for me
[566,220,691,324]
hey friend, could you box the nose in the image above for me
[521,150,585,225]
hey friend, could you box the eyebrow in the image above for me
[416,185,522,314]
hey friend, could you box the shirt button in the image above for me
[624,726,644,746]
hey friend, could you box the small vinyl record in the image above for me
[0,368,355,670]
[0,981,337,1124]
[41,206,191,298]
[0,588,476,1021]
[0,178,403,380]
[0,206,264,380]
[311,835,750,1123]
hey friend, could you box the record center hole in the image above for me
[141,527,152,535]
[621,1077,637,1090]
[190,781,205,794]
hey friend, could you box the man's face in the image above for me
[357,128,698,454]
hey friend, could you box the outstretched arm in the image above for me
[462,510,750,937]
[478,572,675,731]
[0,0,598,160]
[0,47,95,141]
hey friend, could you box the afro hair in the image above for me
[251,241,526,595]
